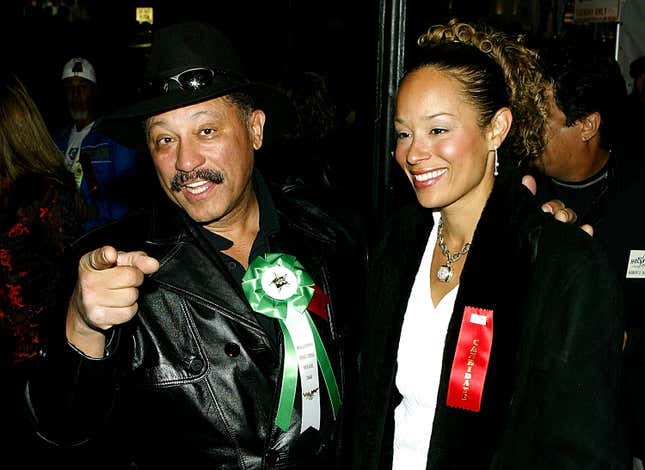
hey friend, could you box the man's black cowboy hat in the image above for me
[100,21,292,149]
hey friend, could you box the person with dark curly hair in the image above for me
[355,19,627,469]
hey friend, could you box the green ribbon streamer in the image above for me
[242,252,341,431]
[305,310,341,418]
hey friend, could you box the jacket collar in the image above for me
[428,163,536,448]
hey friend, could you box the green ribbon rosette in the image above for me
[242,252,341,431]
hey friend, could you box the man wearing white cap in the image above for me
[54,57,143,232]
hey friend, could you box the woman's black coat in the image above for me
[356,166,627,469]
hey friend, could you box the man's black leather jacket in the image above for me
[26,178,366,470]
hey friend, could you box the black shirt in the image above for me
[199,170,280,344]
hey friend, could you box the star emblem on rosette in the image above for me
[242,253,314,319]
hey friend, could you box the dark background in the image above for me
[2,0,622,228]
[5,0,378,133]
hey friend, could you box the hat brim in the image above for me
[98,80,295,152]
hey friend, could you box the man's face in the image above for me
[62,77,97,122]
[146,96,265,228]
[531,86,582,181]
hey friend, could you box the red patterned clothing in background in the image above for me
[0,172,83,368]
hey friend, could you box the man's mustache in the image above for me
[170,168,224,192]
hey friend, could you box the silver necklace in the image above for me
[436,218,471,283]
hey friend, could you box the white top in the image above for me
[392,210,459,470]
[64,122,93,188]
[63,121,93,170]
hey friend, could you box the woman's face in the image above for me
[394,67,496,211]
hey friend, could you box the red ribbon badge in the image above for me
[307,285,329,321]
[446,306,493,412]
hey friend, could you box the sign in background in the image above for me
[574,0,621,22]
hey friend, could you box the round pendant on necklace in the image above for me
[437,264,453,283]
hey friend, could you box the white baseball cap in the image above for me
[61,57,96,84]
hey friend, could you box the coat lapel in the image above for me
[144,200,273,345]
[427,168,536,467]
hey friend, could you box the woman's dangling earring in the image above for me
[493,148,499,176]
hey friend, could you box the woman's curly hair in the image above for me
[412,18,548,164]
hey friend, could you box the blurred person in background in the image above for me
[0,69,84,467]
[526,39,632,230]
[54,56,144,232]
[258,70,340,191]
[525,40,645,468]
[628,55,645,110]
[625,55,645,159]
[257,69,368,254]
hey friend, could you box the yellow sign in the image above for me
[136,7,154,24]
